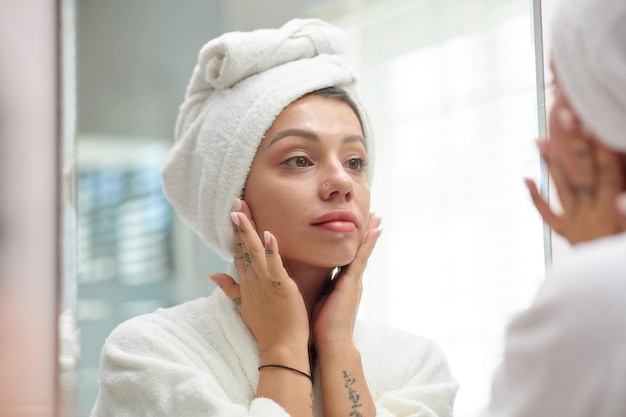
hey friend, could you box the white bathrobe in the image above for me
[91,288,458,417]
[484,232,626,417]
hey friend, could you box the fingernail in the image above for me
[207,274,218,284]
[230,211,240,226]
[264,230,271,247]
[375,215,383,228]
[233,198,242,212]
[617,193,626,217]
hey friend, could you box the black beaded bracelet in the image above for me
[258,364,314,384]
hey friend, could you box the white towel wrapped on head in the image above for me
[161,18,374,262]
[551,0,626,151]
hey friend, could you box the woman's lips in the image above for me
[311,210,359,233]
[314,220,357,233]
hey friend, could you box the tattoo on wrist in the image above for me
[342,371,363,417]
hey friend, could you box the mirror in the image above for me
[59,0,79,416]
[72,0,549,415]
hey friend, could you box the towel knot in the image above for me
[199,18,347,91]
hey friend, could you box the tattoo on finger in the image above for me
[573,148,590,158]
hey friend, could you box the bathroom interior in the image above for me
[1,0,568,416]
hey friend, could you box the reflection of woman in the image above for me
[484,0,626,416]
[91,19,457,417]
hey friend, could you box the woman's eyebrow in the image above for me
[343,135,366,147]
[268,129,319,147]
[267,129,366,148]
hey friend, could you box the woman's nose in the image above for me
[320,160,353,201]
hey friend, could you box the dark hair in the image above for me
[309,86,364,132]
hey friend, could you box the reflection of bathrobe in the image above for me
[91,289,458,417]
[484,233,626,417]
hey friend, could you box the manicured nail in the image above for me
[230,211,240,226]
[264,231,271,247]
[207,274,220,286]
[233,198,242,212]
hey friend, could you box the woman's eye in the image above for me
[283,156,311,168]
[346,158,367,171]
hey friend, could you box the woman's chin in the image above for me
[316,250,358,268]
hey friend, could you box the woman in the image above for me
[484,0,626,416]
[90,19,457,417]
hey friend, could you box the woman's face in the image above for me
[244,93,371,270]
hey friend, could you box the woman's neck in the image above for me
[283,260,333,318]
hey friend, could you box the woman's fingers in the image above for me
[209,273,242,307]
[559,135,594,196]
[524,177,565,234]
[263,231,294,292]
[531,134,626,244]
[231,210,269,277]
[338,214,382,283]
[595,141,624,202]
[538,139,578,212]
[231,203,247,272]
[232,206,293,294]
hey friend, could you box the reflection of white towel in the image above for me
[161,18,374,261]
[551,0,626,151]
[90,289,458,417]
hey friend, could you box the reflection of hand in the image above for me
[209,199,310,365]
[311,213,382,350]
[525,137,626,245]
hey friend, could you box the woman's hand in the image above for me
[525,136,626,245]
[311,213,382,350]
[209,199,310,361]
[211,198,314,416]
[311,213,381,417]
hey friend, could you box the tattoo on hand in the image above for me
[272,280,281,288]
[233,297,242,306]
[243,252,251,267]
[342,371,363,417]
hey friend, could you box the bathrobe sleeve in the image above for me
[482,234,626,417]
[89,305,290,417]
[354,320,459,417]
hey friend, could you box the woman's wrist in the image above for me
[314,339,358,360]
[259,343,311,372]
